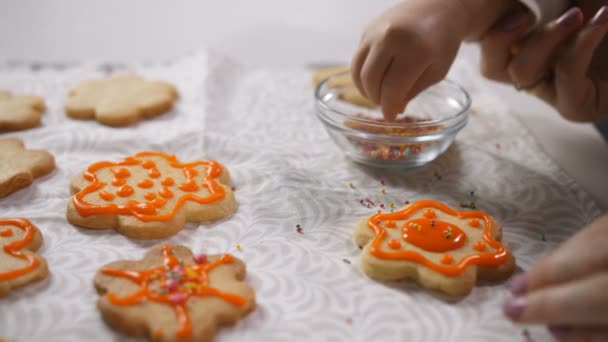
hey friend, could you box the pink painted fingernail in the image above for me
[503,297,526,320]
[509,273,529,296]
[499,11,530,32]
[556,7,581,27]
[591,6,608,25]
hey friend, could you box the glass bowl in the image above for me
[315,72,471,168]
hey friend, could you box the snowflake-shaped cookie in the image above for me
[0,218,48,297]
[353,200,515,296]
[67,152,235,239]
[95,244,255,342]
[0,138,55,198]
[65,74,177,126]
[0,91,45,131]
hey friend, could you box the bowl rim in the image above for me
[314,71,472,129]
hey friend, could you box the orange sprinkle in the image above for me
[161,177,175,186]
[144,192,157,201]
[99,191,115,201]
[159,187,174,199]
[151,198,167,208]
[116,185,134,197]
[441,254,454,264]
[474,241,487,251]
[137,179,154,188]
[423,209,436,219]
[149,168,161,178]
[388,239,401,249]
[469,219,481,228]
[385,220,397,228]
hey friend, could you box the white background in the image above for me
[0,0,607,209]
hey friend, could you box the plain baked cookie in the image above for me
[353,200,515,297]
[312,65,376,108]
[0,91,45,131]
[0,138,55,198]
[0,218,49,297]
[65,74,177,126]
[66,152,236,239]
[95,244,255,342]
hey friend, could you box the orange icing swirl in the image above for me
[366,200,510,276]
[101,245,247,339]
[0,218,42,281]
[72,152,226,222]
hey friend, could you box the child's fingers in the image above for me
[503,274,608,325]
[351,45,370,98]
[508,7,584,90]
[360,45,393,104]
[379,56,428,120]
[554,6,608,121]
[479,7,533,83]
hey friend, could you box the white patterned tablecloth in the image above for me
[0,51,601,342]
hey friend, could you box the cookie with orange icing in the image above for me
[0,218,48,297]
[94,244,255,342]
[66,152,235,239]
[353,200,515,296]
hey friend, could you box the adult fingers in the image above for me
[504,273,608,325]
[479,7,534,83]
[549,326,608,342]
[508,214,608,295]
[554,6,608,121]
[508,7,584,89]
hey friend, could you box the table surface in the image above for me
[1,0,607,210]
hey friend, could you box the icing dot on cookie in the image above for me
[441,254,454,264]
[402,218,466,252]
[388,239,401,249]
[161,177,174,186]
[149,168,161,178]
[179,181,199,192]
[137,179,154,188]
[385,220,397,228]
[474,241,487,251]
[144,192,157,201]
[99,191,116,201]
[0,229,14,237]
[153,329,163,338]
[141,160,156,169]
[469,219,481,228]
[185,168,199,177]
[112,178,126,186]
[159,187,174,199]
[151,198,167,208]
[423,209,436,219]
[111,168,131,178]
[116,185,134,197]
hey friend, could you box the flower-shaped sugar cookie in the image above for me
[0,218,48,297]
[95,244,255,342]
[353,200,515,297]
[0,138,55,198]
[0,91,45,131]
[67,152,235,239]
[65,74,177,126]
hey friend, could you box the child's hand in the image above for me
[351,0,468,120]
[504,213,608,341]
[481,6,608,122]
